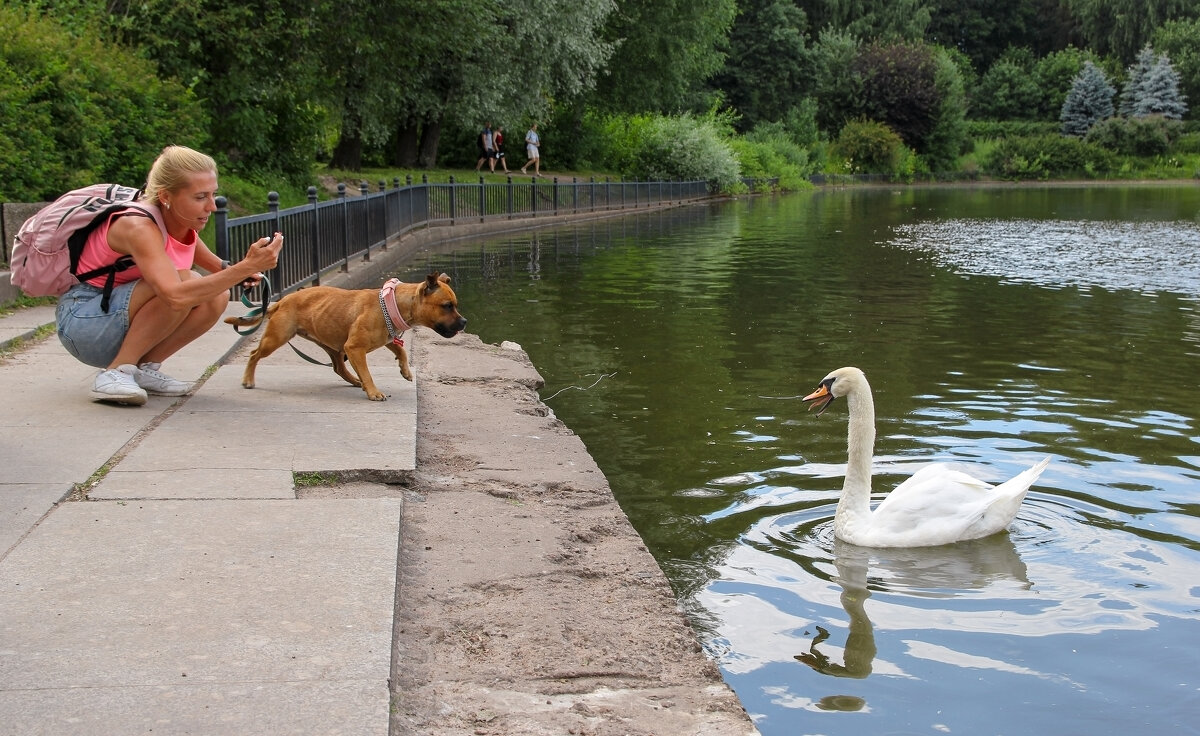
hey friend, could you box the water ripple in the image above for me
[890,219,1200,296]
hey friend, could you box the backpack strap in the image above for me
[69,205,166,313]
[75,256,137,312]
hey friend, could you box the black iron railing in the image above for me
[215,176,711,297]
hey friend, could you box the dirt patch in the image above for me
[390,331,757,735]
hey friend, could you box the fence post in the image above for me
[633,177,638,208]
[506,176,514,219]
[422,174,430,224]
[553,178,559,215]
[308,186,320,286]
[339,183,350,272]
[391,177,401,242]
[530,177,537,217]
[214,196,229,264]
[376,180,387,250]
[267,192,281,288]
[449,175,457,224]
[479,176,486,222]
[359,182,371,262]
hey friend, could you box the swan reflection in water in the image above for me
[795,534,1031,709]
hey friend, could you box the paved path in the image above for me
[0,303,415,735]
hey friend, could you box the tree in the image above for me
[853,42,941,150]
[796,0,931,42]
[709,0,811,132]
[1063,0,1198,63]
[1120,45,1187,119]
[924,47,970,171]
[1137,53,1188,118]
[973,49,1043,120]
[1153,19,1200,120]
[592,0,735,114]
[93,0,327,179]
[1060,61,1115,136]
[810,28,862,135]
[0,5,208,200]
[925,0,1076,72]
[1119,45,1157,116]
[323,0,413,170]
[1033,46,1109,121]
[388,0,616,169]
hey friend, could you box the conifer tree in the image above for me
[1118,46,1156,117]
[1137,54,1188,118]
[1061,61,1115,136]
[1119,45,1188,119]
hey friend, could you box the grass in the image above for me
[293,471,337,487]
[0,294,57,316]
[0,323,54,363]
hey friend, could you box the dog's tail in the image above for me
[224,312,265,328]
[224,300,279,328]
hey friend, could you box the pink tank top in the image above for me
[77,211,197,287]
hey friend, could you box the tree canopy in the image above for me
[4,0,1199,187]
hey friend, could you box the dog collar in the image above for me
[378,279,410,345]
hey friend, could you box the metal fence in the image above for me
[215,176,711,297]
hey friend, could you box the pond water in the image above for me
[392,185,1200,736]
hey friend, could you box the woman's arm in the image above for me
[108,215,282,311]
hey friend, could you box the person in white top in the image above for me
[520,124,542,177]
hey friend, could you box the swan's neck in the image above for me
[837,386,876,530]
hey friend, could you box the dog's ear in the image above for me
[437,272,451,284]
[423,272,442,296]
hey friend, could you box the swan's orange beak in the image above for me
[803,384,835,416]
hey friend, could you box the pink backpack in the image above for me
[11,183,166,311]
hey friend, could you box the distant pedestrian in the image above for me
[520,124,542,177]
[493,126,510,173]
[475,122,496,172]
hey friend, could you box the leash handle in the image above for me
[233,275,273,335]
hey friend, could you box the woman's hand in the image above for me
[243,232,283,274]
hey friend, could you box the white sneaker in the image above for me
[135,362,196,397]
[91,364,148,406]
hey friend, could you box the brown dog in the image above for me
[225,273,466,400]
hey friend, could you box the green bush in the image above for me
[613,113,742,192]
[965,121,1061,139]
[1174,131,1200,154]
[731,123,814,190]
[1086,115,1185,156]
[834,119,907,175]
[0,6,209,200]
[982,134,1116,179]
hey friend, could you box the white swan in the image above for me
[803,366,1051,548]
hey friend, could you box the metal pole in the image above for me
[307,186,320,285]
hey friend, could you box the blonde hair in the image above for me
[143,145,217,206]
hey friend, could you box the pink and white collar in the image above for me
[378,279,410,345]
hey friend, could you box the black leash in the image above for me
[231,276,333,367]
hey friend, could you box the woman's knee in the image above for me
[201,292,228,321]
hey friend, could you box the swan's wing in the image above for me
[866,458,1052,546]
[866,464,997,546]
[875,463,992,515]
[963,457,1052,538]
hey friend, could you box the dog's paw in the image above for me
[367,392,387,401]
[400,368,413,381]
[241,381,255,389]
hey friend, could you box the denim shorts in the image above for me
[56,280,138,368]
